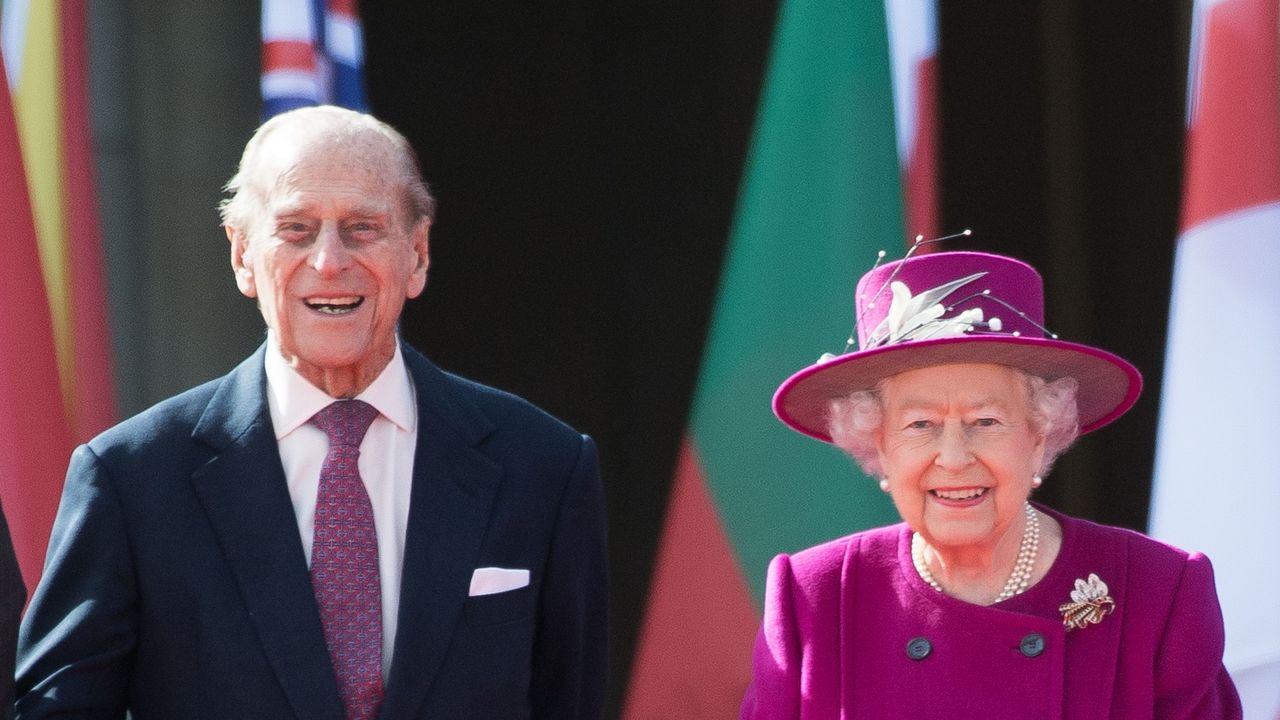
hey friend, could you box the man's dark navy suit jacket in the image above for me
[16,342,607,719]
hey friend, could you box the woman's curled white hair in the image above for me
[827,370,1080,479]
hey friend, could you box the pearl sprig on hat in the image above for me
[843,230,972,354]
[911,501,1041,604]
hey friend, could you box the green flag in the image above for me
[625,1,911,717]
[697,0,905,593]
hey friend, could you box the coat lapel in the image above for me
[380,345,502,719]
[1058,515,1125,719]
[189,347,345,720]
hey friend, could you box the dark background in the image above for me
[358,2,1189,714]
[94,2,1191,715]
[362,6,779,712]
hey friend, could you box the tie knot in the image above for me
[311,400,379,448]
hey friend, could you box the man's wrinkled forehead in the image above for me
[254,121,394,183]
[248,120,405,213]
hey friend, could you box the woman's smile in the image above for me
[929,487,988,505]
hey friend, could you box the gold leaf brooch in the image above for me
[1058,573,1115,631]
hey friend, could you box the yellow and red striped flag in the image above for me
[1,0,116,591]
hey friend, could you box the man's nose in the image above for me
[310,224,352,276]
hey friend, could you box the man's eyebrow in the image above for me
[270,202,392,219]
[346,204,393,218]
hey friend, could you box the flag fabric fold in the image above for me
[0,0,116,591]
[262,0,367,118]
[886,0,939,242]
[1150,0,1280,717]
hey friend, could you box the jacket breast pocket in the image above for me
[464,585,535,626]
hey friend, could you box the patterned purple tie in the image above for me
[310,400,384,720]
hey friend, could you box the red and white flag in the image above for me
[1150,1,1280,717]
[885,0,939,242]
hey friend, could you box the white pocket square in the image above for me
[469,567,530,596]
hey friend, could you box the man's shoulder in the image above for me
[88,375,227,455]
[404,344,583,443]
[447,371,574,429]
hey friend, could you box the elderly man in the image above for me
[16,106,608,719]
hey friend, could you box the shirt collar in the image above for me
[264,331,417,439]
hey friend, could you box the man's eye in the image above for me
[973,417,1000,427]
[346,221,382,236]
[906,420,932,430]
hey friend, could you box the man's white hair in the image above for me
[218,105,436,232]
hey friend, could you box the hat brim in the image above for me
[772,335,1143,443]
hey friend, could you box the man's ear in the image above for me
[405,218,430,299]
[227,226,257,298]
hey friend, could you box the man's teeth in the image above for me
[932,488,986,501]
[307,297,363,314]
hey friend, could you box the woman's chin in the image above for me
[920,502,1000,549]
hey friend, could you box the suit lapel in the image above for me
[380,345,502,719]
[190,347,345,720]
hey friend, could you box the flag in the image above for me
[261,0,367,118]
[886,0,940,241]
[0,0,116,591]
[623,1,923,716]
[1149,0,1280,717]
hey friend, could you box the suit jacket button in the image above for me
[1020,633,1046,657]
[905,636,932,660]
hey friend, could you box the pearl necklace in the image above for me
[911,501,1040,603]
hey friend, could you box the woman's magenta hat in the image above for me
[773,250,1143,442]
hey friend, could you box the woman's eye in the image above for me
[973,417,1000,427]
[906,420,932,430]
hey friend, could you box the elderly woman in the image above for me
[741,250,1241,719]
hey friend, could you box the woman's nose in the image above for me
[934,422,974,471]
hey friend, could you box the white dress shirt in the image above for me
[263,332,417,679]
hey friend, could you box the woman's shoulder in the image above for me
[1052,508,1232,699]
[781,522,906,583]
[1059,510,1197,562]
[1053,509,1214,593]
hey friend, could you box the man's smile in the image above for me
[304,296,365,314]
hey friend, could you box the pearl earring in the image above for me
[879,478,890,492]
[1032,475,1043,488]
